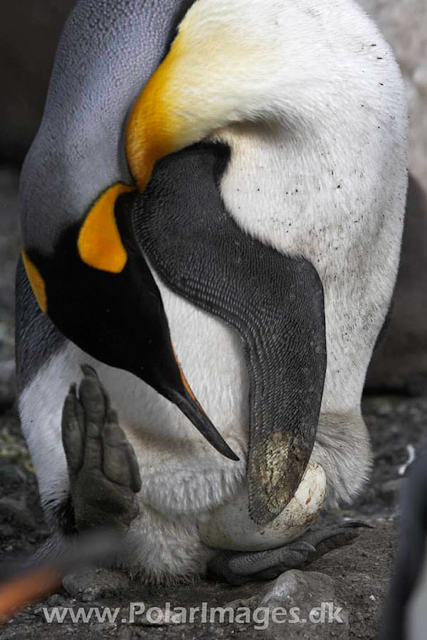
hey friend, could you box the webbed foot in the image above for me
[207,521,370,584]
[62,365,142,532]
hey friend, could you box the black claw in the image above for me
[293,541,316,553]
[80,364,99,379]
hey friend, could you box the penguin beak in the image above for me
[166,346,239,460]
[22,191,238,463]
[166,388,239,461]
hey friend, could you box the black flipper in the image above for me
[130,142,327,525]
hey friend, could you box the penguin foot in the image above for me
[61,365,142,532]
[207,521,370,585]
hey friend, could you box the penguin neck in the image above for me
[20,0,197,256]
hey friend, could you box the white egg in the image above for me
[198,461,326,552]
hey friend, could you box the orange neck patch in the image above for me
[125,36,186,191]
[172,343,198,403]
[78,183,135,273]
[22,251,48,313]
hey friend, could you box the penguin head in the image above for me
[22,188,238,461]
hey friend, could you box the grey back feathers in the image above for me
[19,0,196,254]
[15,259,65,393]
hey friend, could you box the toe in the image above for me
[288,541,316,554]
[62,384,85,474]
[301,521,369,547]
[207,521,369,585]
[298,521,367,562]
[79,365,109,437]
[102,410,142,493]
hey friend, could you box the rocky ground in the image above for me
[0,165,426,639]
[2,394,424,640]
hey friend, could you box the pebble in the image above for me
[0,496,36,529]
[63,567,133,599]
[0,464,25,489]
[373,401,393,417]
[381,478,405,503]
[0,360,15,410]
[0,523,14,537]
[260,570,349,638]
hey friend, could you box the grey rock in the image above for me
[0,170,21,287]
[62,567,133,600]
[380,478,406,508]
[0,496,36,529]
[135,609,184,627]
[372,400,393,418]
[0,631,36,640]
[261,570,336,606]
[81,588,101,603]
[33,604,48,616]
[260,570,349,639]
[225,596,260,609]
[381,479,405,495]
[0,168,21,374]
[89,623,117,632]
[0,360,16,409]
[0,464,25,489]
[0,523,14,537]
[46,594,62,607]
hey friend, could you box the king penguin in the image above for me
[16,0,408,583]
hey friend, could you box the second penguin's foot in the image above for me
[207,521,370,584]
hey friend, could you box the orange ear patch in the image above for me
[125,35,187,191]
[22,251,48,313]
[78,183,135,273]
